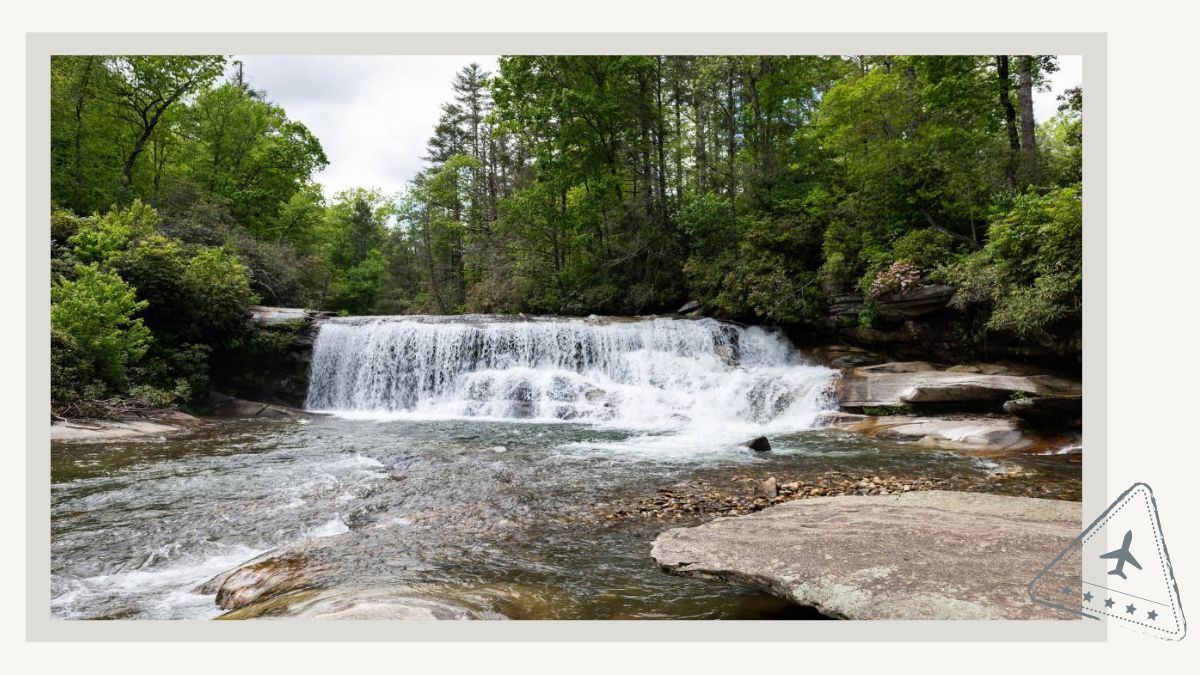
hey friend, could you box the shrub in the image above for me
[51,327,102,406]
[51,264,152,389]
[113,233,189,334]
[891,228,959,270]
[51,209,86,245]
[182,246,255,339]
[67,200,158,265]
[868,260,923,298]
[128,380,192,408]
[943,187,1082,337]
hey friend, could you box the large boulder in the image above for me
[652,491,1080,620]
[837,363,1080,410]
[212,306,332,406]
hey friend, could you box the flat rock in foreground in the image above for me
[652,491,1080,620]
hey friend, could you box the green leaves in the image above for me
[943,187,1082,337]
[67,199,158,265]
[51,264,152,389]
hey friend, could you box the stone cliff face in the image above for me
[787,283,1081,369]
[208,307,333,408]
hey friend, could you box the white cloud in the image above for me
[235,55,500,198]
[1035,54,1083,121]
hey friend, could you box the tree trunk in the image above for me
[1017,56,1038,185]
[71,56,95,211]
[995,56,1021,189]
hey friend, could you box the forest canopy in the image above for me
[50,54,1083,415]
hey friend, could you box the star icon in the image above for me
[1082,591,1094,603]
[1104,597,1115,608]
[1147,610,1158,621]
[1061,586,1072,595]
[1126,603,1137,615]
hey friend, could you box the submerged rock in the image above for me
[218,587,491,620]
[651,491,1080,620]
[744,436,772,452]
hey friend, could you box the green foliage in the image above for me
[67,199,157,265]
[182,246,256,338]
[861,405,913,416]
[328,249,390,314]
[944,187,1082,337]
[51,264,151,390]
[891,229,960,271]
[128,380,192,408]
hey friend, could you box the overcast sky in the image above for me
[236,54,1082,198]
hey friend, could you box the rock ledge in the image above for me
[651,490,1080,620]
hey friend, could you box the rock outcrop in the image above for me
[652,491,1080,620]
[817,411,1045,454]
[836,363,1080,410]
[872,284,955,321]
[210,306,333,407]
[1003,395,1083,425]
[794,283,1081,366]
[202,391,314,419]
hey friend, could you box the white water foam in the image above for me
[306,316,837,451]
[51,543,265,620]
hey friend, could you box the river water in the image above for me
[50,316,1082,620]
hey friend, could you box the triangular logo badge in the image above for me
[1030,483,1186,639]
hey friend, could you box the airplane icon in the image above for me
[1100,529,1143,580]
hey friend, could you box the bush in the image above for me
[943,187,1082,337]
[891,228,959,271]
[51,264,152,389]
[113,233,189,335]
[868,260,923,298]
[67,200,158,265]
[182,246,256,339]
[128,380,192,408]
[51,327,103,406]
[51,209,86,245]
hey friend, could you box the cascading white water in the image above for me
[306,316,836,433]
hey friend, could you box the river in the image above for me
[50,316,1081,619]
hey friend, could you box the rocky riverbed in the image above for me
[594,462,1077,525]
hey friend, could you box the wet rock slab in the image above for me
[652,491,1080,620]
[817,411,1043,453]
[50,410,204,443]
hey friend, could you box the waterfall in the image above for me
[306,315,836,432]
